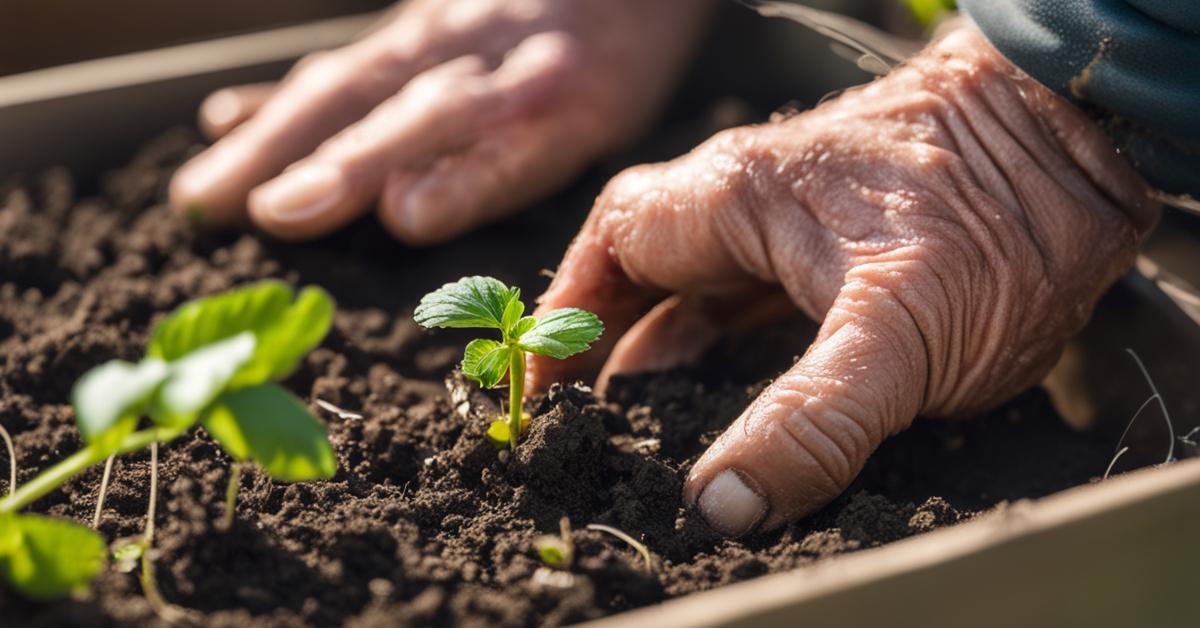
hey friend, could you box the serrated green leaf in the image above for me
[229,286,334,388]
[517,308,604,360]
[147,281,334,393]
[0,513,107,600]
[413,276,520,331]
[461,339,512,389]
[149,280,293,360]
[72,358,169,444]
[202,383,336,482]
[150,332,257,428]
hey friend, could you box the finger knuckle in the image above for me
[763,386,873,493]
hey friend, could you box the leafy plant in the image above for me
[0,280,337,600]
[414,277,603,449]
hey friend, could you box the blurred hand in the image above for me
[528,25,1158,536]
[170,0,708,243]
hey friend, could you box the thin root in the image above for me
[92,454,116,528]
[1104,348,1175,479]
[586,523,653,571]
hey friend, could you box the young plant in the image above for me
[0,280,338,600]
[535,517,574,570]
[414,276,603,449]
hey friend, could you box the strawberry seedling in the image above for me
[414,276,603,450]
[0,280,338,600]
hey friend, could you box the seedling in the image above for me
[414,276,603,449]
[535,517,575,569]
[0,280,338,600]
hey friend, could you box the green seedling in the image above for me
[0,280,338,600]
[535,517,575,570]
[414,276,603,450]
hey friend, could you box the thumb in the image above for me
[683,277,929,536]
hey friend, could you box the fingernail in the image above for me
[255,164,344,222]
[696,469,768,537]
[201,89,243,131]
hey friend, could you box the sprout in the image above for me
[0,280,338,600]
[535,517,575,570]
[415,276,603,450]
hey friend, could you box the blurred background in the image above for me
[0,0,391,76]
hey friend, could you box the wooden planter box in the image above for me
[3,15,1198,627]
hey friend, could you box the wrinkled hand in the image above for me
[170,0,707,243]
[528,25,1158,536]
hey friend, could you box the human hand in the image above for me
[169,0,708,243]
[528,25,1158,536]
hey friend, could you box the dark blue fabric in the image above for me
[960,0,1200,201]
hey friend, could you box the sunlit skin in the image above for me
[173,1,1157,536]
[170,0,708,243]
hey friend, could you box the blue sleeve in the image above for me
[959,0,1200,201]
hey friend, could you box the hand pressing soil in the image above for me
[0,132,1146,626]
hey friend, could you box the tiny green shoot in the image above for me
[905,0,956,27]
[0,423,14,497]
[535,517,574,569]
[586,523,652,571]
[414,277,603,450]
[0,280,338,600]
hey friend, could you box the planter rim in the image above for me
[581,456,1200,628]
[0,12,379,108]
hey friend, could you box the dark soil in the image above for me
[0,131,1153,627]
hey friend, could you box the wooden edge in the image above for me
[582,456,1200,627]
[0,12,381,108]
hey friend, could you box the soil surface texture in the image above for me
[0,132,1151,627]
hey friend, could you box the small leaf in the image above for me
[501,296,525,336]
[517,309,604,360]
[536,537,569,569]
[413,276,520,331]
[229,286,335,387]
[148,280,293,360]
[150,332,257,428]
[110,537,147,574]
[461,339,512,389]
[72,358,169,444]
[511,315,537,339]
[0,514,107,600]
[202,383,336,481]
[485,420,511,449]
[484,414,530,449]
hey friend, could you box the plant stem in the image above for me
[138,440,178,622]
[0,427,161,513]
[92,454,116,529]
[222,462,242,529]
[0,423,15,497]
[145,442,158,542]
[508,349,525,450]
